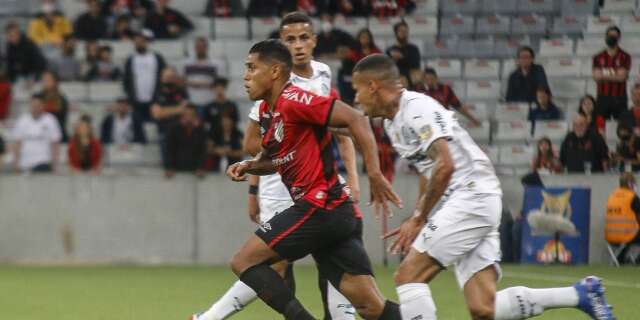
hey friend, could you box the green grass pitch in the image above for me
[1,264,638,319]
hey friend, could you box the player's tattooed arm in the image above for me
[414,138,454,223]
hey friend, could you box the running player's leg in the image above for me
[393,249,441,320]
[318,275,356,320]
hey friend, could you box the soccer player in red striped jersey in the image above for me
[226,40,403,320]
[592,26,632,120]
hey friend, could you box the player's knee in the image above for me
[229,252,249,276]
[393,264,419,285]
[354,303,384,320]
[468,300,496,320]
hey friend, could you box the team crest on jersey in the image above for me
[418,125,432,141]
[401,126,418,143]
[274,120,284,142]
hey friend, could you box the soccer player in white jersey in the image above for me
[351,54,615,320]
[192,12,358,320]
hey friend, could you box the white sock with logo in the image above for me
[494,286,579,319]
[199,280,258,320]
[326,281,356,320]
[396,283,437,320]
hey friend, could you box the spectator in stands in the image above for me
[5,22,47,83]
[578,94,605,135]
[203,78,239,132]
[314,14,356,60]
[124,29,167,121]
[12,93,62,173]
[612,123,640,173]
[208,112,244,172]
[560,114,609,173]
[28,2,72,47]
[52,36,82,81]
[165,104,207,178]
[528,87,563,122]
[0,72,12,120]
[320,0,369,16]
[619,83,640,135]
[246,0,279,17]
[109,15,135,40]
[100,97,147,145]
[280,0,319,15]
[416,67,482,126]
[74,0,108,40]
[605,172,640,264]
[86,46,121,81]
[505,46,549,103]
[144,0,193,39]
[205,0,245,17]
[531,137,562,174]
[182,37,226,115]
[102,0,152,27]
[369,0,416,17]
[338,28,380,103]
[40,71,69,142]
[386,21,421,86]
[151,67,188,166]
[593,26,631,121]
[68,115,102,174]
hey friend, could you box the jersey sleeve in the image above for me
[248,100,262,122]
[592,54,602,69]
[406,99,454,155]
[622,53,631,70]
[284,94,336,127]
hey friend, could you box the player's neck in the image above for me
[266,81,290,111]
[292,63,313,79]
[383,89,403,119]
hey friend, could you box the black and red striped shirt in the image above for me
[414,83,462,110]
[259,85,353,211]
[593,49,632,97]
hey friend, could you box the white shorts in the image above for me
[259,198,294,224]
[412,192,503,288]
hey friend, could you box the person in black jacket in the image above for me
[123,30,166,121]
[506,46,549,103]
[385,21,421,86]
[100,97,147,145]
[4,22,46,83]
[560,114,610,173]
[144,0,193,39]
[74,0,107,40]
[164,104,207,178]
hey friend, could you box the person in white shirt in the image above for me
[192,12,359,320]
[12,93,62,173]
[351,54,615,320]
[181,37,227,115]
[123,29,167,121]
[100,97,147,145]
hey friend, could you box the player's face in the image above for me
[352,72,380,117]
[244,53,273,101]
[280,23,316,67]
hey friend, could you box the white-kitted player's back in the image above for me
[384,90,501,195]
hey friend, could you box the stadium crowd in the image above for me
[0,0,639,179]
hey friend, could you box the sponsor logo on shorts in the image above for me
[427,221,438,232]
[259,222,272,232]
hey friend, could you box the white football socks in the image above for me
[326,281,356,320]
[199,280,258,320]
[397,283,437,320]
[494,286,579,320]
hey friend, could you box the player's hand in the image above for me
[384,215,424,255]
[248,194,260,224]
[226,161,250,182]
[368,173,403,219]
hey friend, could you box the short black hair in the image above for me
[393,21,408,34]
[249,39,293,73]
[423,67,437,77]
[280,11,313,30]
[606,25,621,36]
[31,92,45,101]
[353,53,400,82]
[518,46,535,59]
[214,77,229,88]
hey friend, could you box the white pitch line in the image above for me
[502,271,640,290]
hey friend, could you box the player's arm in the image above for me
[328,100,402,213]
[414,139,454,223]
[247,174,260,223]
[335,134,360,203]
[415,174,428,209]
[243,120,262,157]
[151,100,187,120]
[227,152,276,181]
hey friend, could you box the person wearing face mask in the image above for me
[560,114,609,173]
[605,172,640,264]
[612,124,640,172]
[123,29,167,122]
[592,26,632,121]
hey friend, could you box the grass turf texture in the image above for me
[1,264,638,319]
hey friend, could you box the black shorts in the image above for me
[596,95,628,120]
[255,200,373,287]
